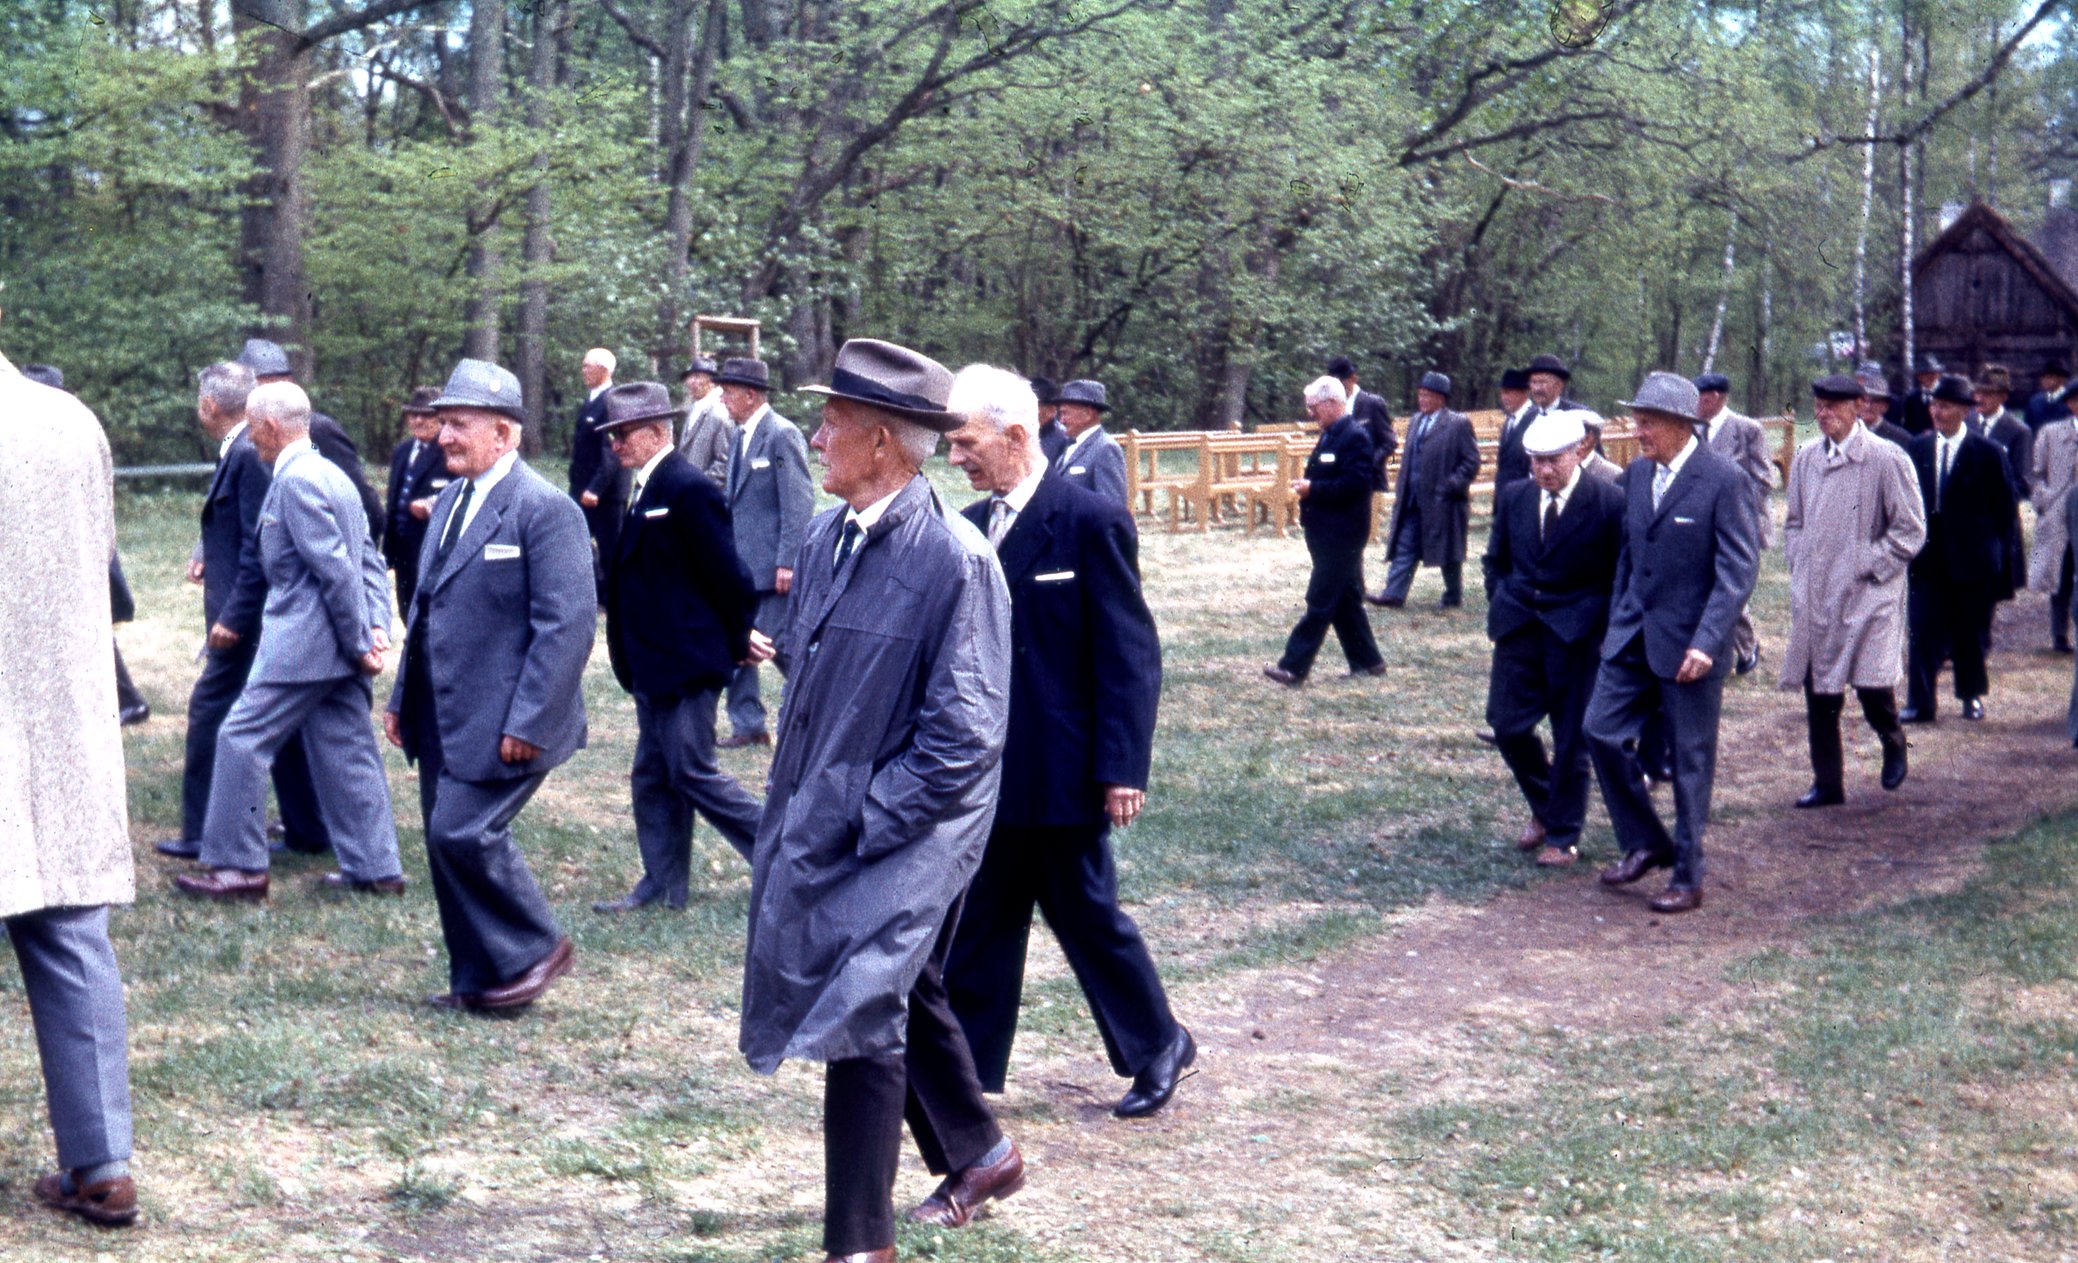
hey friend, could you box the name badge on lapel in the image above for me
[643,507,670,519]
[751,457,771,470]
[1319,452,1337,464]
[430,478,451,491]
[1034,570,1076,583]
[1069,465,1087,475]
[484,543,522,560]
[1672,516,1697,525]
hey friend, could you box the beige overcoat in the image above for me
[0,367,133,918]
[1777,423,1927,695]
[2029,419,2078,592]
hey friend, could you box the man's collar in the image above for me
[271,435,312,475]
[847,483,905,532]
[218,419,250,457]
[587,381,611,401]
[471,448,520,489]
[997,467,1046,514]
[1062,423,1102,457]
[634,443,671,488]
[1662,434,1699,476]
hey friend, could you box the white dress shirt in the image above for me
[218,419,249,461]
[628,444,670,508]
[987,469,1046,548]
[441,448,519,544]
[1056,424,1101,469]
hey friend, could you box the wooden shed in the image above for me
[1910,201,2078,376]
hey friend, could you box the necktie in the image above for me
[434,479,474,571]
[1938,438,1952,511]
[1542,492,1559,541]
[988,498,1013,548]
[834,519,863,570]
[1652,463,1672,511]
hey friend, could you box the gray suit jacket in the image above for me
[727,406,815,590]
[1705,409,1775,546]
[1602,445,1762,680]
[1054,427,1129,505]
[249,445,391,686]
[387,457,596,783]
[677,393,734,488]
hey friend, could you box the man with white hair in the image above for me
[176,382,404,901]
[941,364,1191,1119]
[568,347,627,594]
[1264,375,1385,684]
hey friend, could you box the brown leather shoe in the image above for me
[824,1249,896,1263]
[717,731,771,749]
[174,868,268,901]
[34,1172,137,1227]
[1533,844,1576,867]
[424,991,481,1011]
[320,871,406,895]
[1598,850,1664,887]
[1514,818,1548,851]
[1648,885,1704,914]
[908,1141,1025,1228]
[474,937,575,1010]
[1261,665,1303,687]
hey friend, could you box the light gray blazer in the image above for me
[726,406,815,590]
[1707,409,1775,547]
[249,444,391,686]
[387,457,596,783]
[677,393,734,488]
[1054,426,1129,506]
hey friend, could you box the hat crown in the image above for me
[714,357,770,389]
[1812,374,1865,401]
[238,337,291,377]
[603,381,679,427]
[1418,371,1452,398]
[1527,354,1572,379]
[433,357,525,418]
[1932,375,1975,405]
[1622,370,1700,422]
[1521,410,1585,455]
[1057,379,1109,409]
[402,385,442,413]
[684,356,718,376]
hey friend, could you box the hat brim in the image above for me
[711,373,771,391]
[799,384,964,433]
[598,406,682,431]
[1057,399,1111,412]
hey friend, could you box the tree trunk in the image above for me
[1852,45,1880,361]
[462,0,505,361]
[652,0,726,371]
[517,0,565,456]
[1701,226,1734,373]
[234,4,315,370]
[1898,8,1917,371]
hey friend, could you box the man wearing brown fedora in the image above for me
[590,382,766,913]
[716,356,814,749]
[384,386,451,612]
[739,338,1022,1263]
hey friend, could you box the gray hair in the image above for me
[948,364,1042,459]
[248,380,312,434]
[886,416,941,468]
[1304,375,1348,407]
[584,347,616,372]
[197,360,256,418]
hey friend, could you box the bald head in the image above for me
[246,381,312,463]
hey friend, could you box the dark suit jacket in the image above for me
[1039,418,1070,465]
[1601,445,1762,680]
[1484,472,1625,646]
[1907,430,2017,600]
[1898,389,1935,436]
[2025,389,2067,431]
[1054,427,1130,505]
[310,409,383,546]
[1350,388,1396,487]
[962,476,1159,828]
[200,431,271,638]
[1492,403,1537,492]
[568,389,623,504]
[1298,414,1377,553]
[383,436,450,570]
[1872,418,1916,448]
[606,451,758,701]
[1972,409,2034,498]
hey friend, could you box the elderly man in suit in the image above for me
[593,382,766,914]
[1329,355,1397,481]
[1492,367,1537,492]
[1050,379,1129,504]
[717,356,814,749]
[1,364,140,1228]
[1371,371,1479,610]
[154,362,333,861]
[1971,365,2033,605]
[177,383,404,901]
[941,364,1192,1118]
[1028,376,1071,465]
[1483,411,1627,867]
[739,338,1020,1263]
[2036,386,2078,653]
[1903,376,2019,723]
[1578,417,1624,482]
[1695,372,1774,675]
[568,347,626,596]
[1585,372,1760,915]
[1264,377,1385,685]
[1897,357,1942,435]
[384,358,596,1012]
[384,386,451,613]
[238,338,382,548]
[1780,376,1924,808]
[676,357,733,487]
[1857,374,1915,447]
[2025,362,2070,431]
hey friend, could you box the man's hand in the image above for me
[186,558,206,584]
[740,628,776,666]
[358,648,385,676]
[382,711,404,748]
[1675,648,1713,684]
[774,566,793,595]
[580,491,599,508]
[1104,785,1146,829]
[1291,479,1312,500]
[207,622,240,650]
[371,626,391,653]
[500,734,541,764]
[409,498,433,521]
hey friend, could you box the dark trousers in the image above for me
[724,591,790,739]
[824,906,1002,1257]
[113,643,144,714]
[1381,508,1464,605]
[945,822,1179,1092]
[581,498,624,600]
[1584,635,1724,890]
[2054,546,2074,647]
[393,560,420,620]
[1279,541,1382,677]
[1804,677,1904,794]
[628,689,762,905]
[179,639,329,850]
[1486,625,1602,850]
[1906,578,1993,716]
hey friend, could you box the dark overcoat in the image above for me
[604,449,756,701]
[1387,408,1480,564]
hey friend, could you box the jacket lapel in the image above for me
[423,469,516,595]
[1650,449,1705,524]
[1536,479,1590,558]
[799,477,932,644]
[994,480,1056,586]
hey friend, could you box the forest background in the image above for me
[3,0,2073,463]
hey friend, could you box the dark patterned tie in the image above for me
[1543,492,1559,541]
[433,479,474,572]
[834,519,863,570]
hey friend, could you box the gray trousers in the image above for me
[6,906,132,1170]
[200,675,402,881]
[629,690,762,906]
[1583,635,1725,891]
[724,591,789,739]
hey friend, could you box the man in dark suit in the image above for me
[1896,356,1942,435]
[154,361,332,861]
[1584,372,1760,915]
[2025,362,2069,431]
[718,357,815,748]
[568,347,627,596]
[1903,375,2017,723]
[1491,367,1537,493]
[1264,377,1385,685]
[383,386,450,613]
[1050,379,1129,505]
[1483,411,1625,867]
[940,364,1192,1120]
[1968,364,2031,603]
[238,338,383,548]
[1371,371,1479,609]
[385,358,596,1012]
[1329,355,1396,482]
[1028,375,1071,465]
[592,382,765,914]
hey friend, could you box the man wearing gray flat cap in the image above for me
[384,358,596,1012]
[237,337,384,550]
[1584,371,1760,914]
[718,356,814,749]
[1371,370,1479,610]
[1050,379,1129,505]
[741,337,1021,1263]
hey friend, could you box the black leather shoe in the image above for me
[118,702,150,726]
[1261,665,1303,687]
[590,893,652,914]
[1599,850,1665,887]
[1794,785,1844,809]
[1364,592,1404,608]
[1735,646,1761,676]
[1115,1026,1197,1118]
[2055,639,2073,655]
[1961,697,1985,722]
[1899,707,1932,725]
[153,838,201,859]
[1881,740,1908,790]
[1347,663,1387,677]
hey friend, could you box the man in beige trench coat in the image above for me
[1780,375,1926,808]
[0,356,140,1226]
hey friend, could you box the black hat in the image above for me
[2041,361,2070,379]
[1418,371,1452,398]
[1931,375,1975,406]
[1693,372,1731,394]
[712,357,771,391]
[1028,375,1058,405]
[1811,374,1864,402]
[1326,355,1357,379]
[1498,368,1531,391]
[1913,355,1944,376]
[401,385,441,415]
[1526,354,1572,380]
[21,364,64,390]
[1056,379,1110,412]
[800,338,961,430]
[682,356,718,377]
[599,382,683,430]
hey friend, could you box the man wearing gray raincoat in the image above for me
[739,338,1024,1263]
